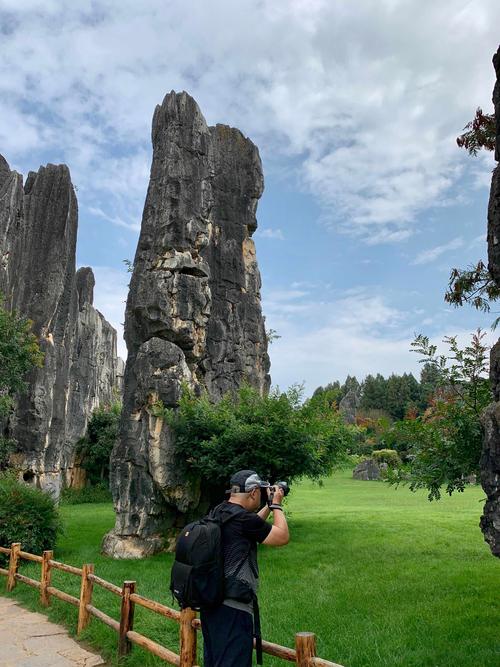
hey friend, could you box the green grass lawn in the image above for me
[2,469,499,666]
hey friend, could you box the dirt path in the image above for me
[0,597,106,667]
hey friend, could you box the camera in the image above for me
[268,481,290,505]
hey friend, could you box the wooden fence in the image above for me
[0,543,344,667]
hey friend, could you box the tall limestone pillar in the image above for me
[0,157,122,496]
[102,92,270,558]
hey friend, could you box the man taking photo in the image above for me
[200,469,290,667]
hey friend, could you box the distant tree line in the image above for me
[313,363,441,421]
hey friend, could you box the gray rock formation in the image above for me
[487,49,500,286]
[0,156,122,496]
[339,388,360,424]
[103,92,270,558]
[352,459,386,481]
[481,344,500,557]
[483,46,500,557]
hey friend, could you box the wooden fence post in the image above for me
[179,607,197,667]
[7,543,20,592]
[40,550,53,606]
[295,632,317,667]
[77,564,94,634]
[119,580,136,657]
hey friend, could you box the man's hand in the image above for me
[262,488,289,546]
[270,485,285,505]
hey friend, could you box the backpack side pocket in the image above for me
[170,560,193,608]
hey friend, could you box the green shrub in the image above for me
[60,483,112,505]
[348,434,379,457]
[156,384,354,503]
[344,453,366,467]
[0,295,44,419]
[388,401,483,500]
[0,474,62,562]
[399,330,490,499]
[0,437,15,471]
[372,449,401,467]
[76,401,121,486]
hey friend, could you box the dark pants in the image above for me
[200,604,253,667]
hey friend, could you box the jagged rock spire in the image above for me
[103,92,270,558]
[0,154,122,496]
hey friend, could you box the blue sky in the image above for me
[1,0,499,394]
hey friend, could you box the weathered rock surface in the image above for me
[103,92,270,558]
[353,459,386,481]
[481,349,500,557]
[0,155,122,496]
[339,388,360,424]
[483,46,500,557]
[488,47,500,287]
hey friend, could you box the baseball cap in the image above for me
[229,470,270,493]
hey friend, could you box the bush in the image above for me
[0,295,44,419]
[352,411,394,456]
[0,437,15,471]
[344,453,366,467]
[60,483,112,505]
[157,384,355,503]
[76,402,121,486]
[389,400,483,500]
[372,449,401,467]
[0,474,61,562]
[378,419,420,459]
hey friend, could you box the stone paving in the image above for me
[0,597,106,667]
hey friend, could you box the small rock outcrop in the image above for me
[353,459,385,481]
[103,92,270,558]
[483,46,500,557]
[0,156,122,496]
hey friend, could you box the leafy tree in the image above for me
[447,108,497,323]
[312,381,342,406]
[456,107,495,155]
[76,402,121,486]
[0,297,44,470]
[315,368,438,427]
[389,330,490,499]
[385,373,421,420]
[354,409,393,456]
[0,297,44,418]
[156,384,354,504]
[360,374,387,413]
[313,375,361,407]
[266,328,281,345]
[445,261,500,329]
[313,375,361,406]
[0,438,16,472]
[411,330,490,415]
[419,362,441,408]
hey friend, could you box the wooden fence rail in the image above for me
[0,543,344,667]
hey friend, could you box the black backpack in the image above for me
[170,504,242,610]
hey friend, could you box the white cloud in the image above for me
[0,0,499,245]
[88,206,141,232]
[258,228,285,240]
[264,284,497,394]
[471,233,487,248]
[412,237,464,265]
